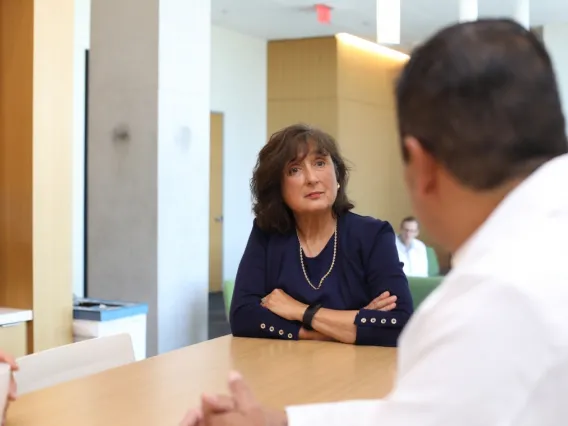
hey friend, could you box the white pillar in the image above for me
[376,0,400,44]
[88,0,211,356]
[514,0,530,29]
[459,0,478,23]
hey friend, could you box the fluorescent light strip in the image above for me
[376,0,400,44]
[514,0,530,29]
[459,0,478,22]
[335,33,409,61]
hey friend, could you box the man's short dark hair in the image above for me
[396,19,568,190]
[251,123,354,234]
[401,216,418,227]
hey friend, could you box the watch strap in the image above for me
[302,303,322,331]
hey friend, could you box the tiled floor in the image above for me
[208,292,231,339]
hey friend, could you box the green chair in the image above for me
[222,279,235,321]
[408,246,443,310]
[408,276,443,310]
[426,246,440,277]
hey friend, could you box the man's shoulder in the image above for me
[395,235,405,250]
[433,269,568,335]
[413,239,427,251]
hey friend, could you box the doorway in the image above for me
[209,112,224,293]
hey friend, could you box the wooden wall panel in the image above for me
[0,0,34,310]
[267,100,338,138]
[338,100,404,223]
[0,0,74,352]
[267,38,338,138]
[268,38,337,102]
[32,0,75,351]
[336,45,396,106]
[336,39,411,226]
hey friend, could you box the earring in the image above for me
[337,183,341,189]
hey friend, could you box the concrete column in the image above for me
[542,24,568,134]
[88,0,211,356]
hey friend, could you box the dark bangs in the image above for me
[273,127,333,171]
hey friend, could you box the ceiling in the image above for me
[212,0,568,50]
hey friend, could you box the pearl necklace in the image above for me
[296,223,337,291]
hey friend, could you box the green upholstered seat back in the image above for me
[222,280,235,321]
[426,246,440,277]
[408,276,443,310]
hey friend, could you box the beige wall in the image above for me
[0,0,74,352]
[336,35,410,225]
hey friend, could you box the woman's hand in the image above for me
[299,327,335,342]
[261,289,307,322]
[364,291,397,311]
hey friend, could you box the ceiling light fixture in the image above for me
[459,0,478,22]
[514,0,530,29]
[376,0,400,45]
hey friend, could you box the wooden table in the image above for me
[7,336,396,425]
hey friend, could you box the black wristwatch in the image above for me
[302,303,322,331]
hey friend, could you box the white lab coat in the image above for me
[287,154,568,426]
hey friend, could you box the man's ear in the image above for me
[403,136,437,195]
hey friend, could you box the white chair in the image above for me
[14,333,135,395]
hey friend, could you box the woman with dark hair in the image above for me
[230,124,413,346]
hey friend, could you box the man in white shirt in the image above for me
[181,18,568,426]
[395,216,429,277]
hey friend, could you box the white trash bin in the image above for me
[73,298,148,361]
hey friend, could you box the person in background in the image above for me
[395,216,428,277]
[229,124,413,347]
[181,18,568,426]
[0,350,18,426]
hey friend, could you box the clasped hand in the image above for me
[260,289,307,321]
[260,288,397,321]
[179,371,286,426]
